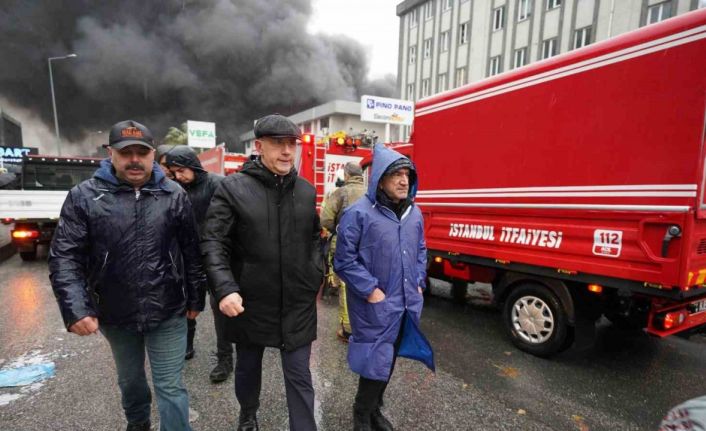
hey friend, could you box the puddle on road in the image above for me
[0,349,58,407]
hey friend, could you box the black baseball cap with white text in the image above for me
[107,120,155,150]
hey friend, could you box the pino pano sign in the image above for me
[187,121,216,148]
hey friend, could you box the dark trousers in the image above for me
[186,318,196,352]
[209,294,234,359]
[234,343,316,431]
[354,315,406,414]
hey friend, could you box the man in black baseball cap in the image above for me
[103,120,157,188]
[49,118,205,430]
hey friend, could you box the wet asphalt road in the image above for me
[1,250,706,431]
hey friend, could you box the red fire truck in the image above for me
[198,146,249,176]
[409,9,706,356]
[299,133,377,211]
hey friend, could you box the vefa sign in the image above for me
[360,95,414,126]
[0,146,38,164]
[187,121,216,148]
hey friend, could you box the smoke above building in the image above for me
[0,0,397,154]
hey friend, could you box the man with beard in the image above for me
[202,114,322,431]
[164,146,230,381]
[49,120,205,431]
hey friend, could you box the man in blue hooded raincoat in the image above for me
[334,144,434,431]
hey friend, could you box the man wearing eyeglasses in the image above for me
[201,114,323,431]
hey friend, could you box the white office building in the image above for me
[396,0,706,102]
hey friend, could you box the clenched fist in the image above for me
[69,316,99,336]
[219,292,245,317]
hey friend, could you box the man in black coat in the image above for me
[164,145,231,381]
[48,120,206,431]
[202,114,323,431]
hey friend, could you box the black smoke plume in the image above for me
[0,0,397,154]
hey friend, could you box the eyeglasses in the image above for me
[260,137,301,148]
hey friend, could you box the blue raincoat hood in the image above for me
[366,144,418,204]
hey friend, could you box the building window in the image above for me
[422,78,431,97]
[444,0,453,11]
[319,117,329,130]
[424,1,434,20]
[493,6,505,31]
[410,9,418,27]
[541,38,557,59]
[455,67,467,87]
[573,26,592,49]
[459,22,469,44]
[518,0,532,21]
[513,48,527,68]
[646,2,672,25]
[546,0,561,9]
[423,38,433,59]
[407,84,415,100]
[488,55,502,76]
[409,46,417,64]
[440,31,450,52]
[438,73,448,92]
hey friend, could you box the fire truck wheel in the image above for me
[451,280,468,303]
[503,283,569,357]
[19,249,37,261]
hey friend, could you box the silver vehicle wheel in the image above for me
[511,295,555,344]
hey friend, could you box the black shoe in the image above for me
[126,421,151,431]
[184,348,195,360]
[210,356,233,383]
[237,412,259,431]
[371,408,393,431]
[353,407,373,431]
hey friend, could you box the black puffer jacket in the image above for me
[201,159,323,350]
[48,159,206,332]
[165,145,224,236]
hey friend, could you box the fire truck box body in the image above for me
[412,9,706,355]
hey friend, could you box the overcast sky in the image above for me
[308,0,401,79]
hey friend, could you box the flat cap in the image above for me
[254,114,301,139]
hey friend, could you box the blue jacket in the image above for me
[334,144,434,381]
[49,159,206,332]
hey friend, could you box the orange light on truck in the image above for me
[302,133,314,144]
[587,284,603,294]
[655,309,687,331]
[12,230,40,239]
[434,256,443,263]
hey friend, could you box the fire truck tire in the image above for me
[451,280,467,303]
[19,249,37,261]
[503,283,570,357]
